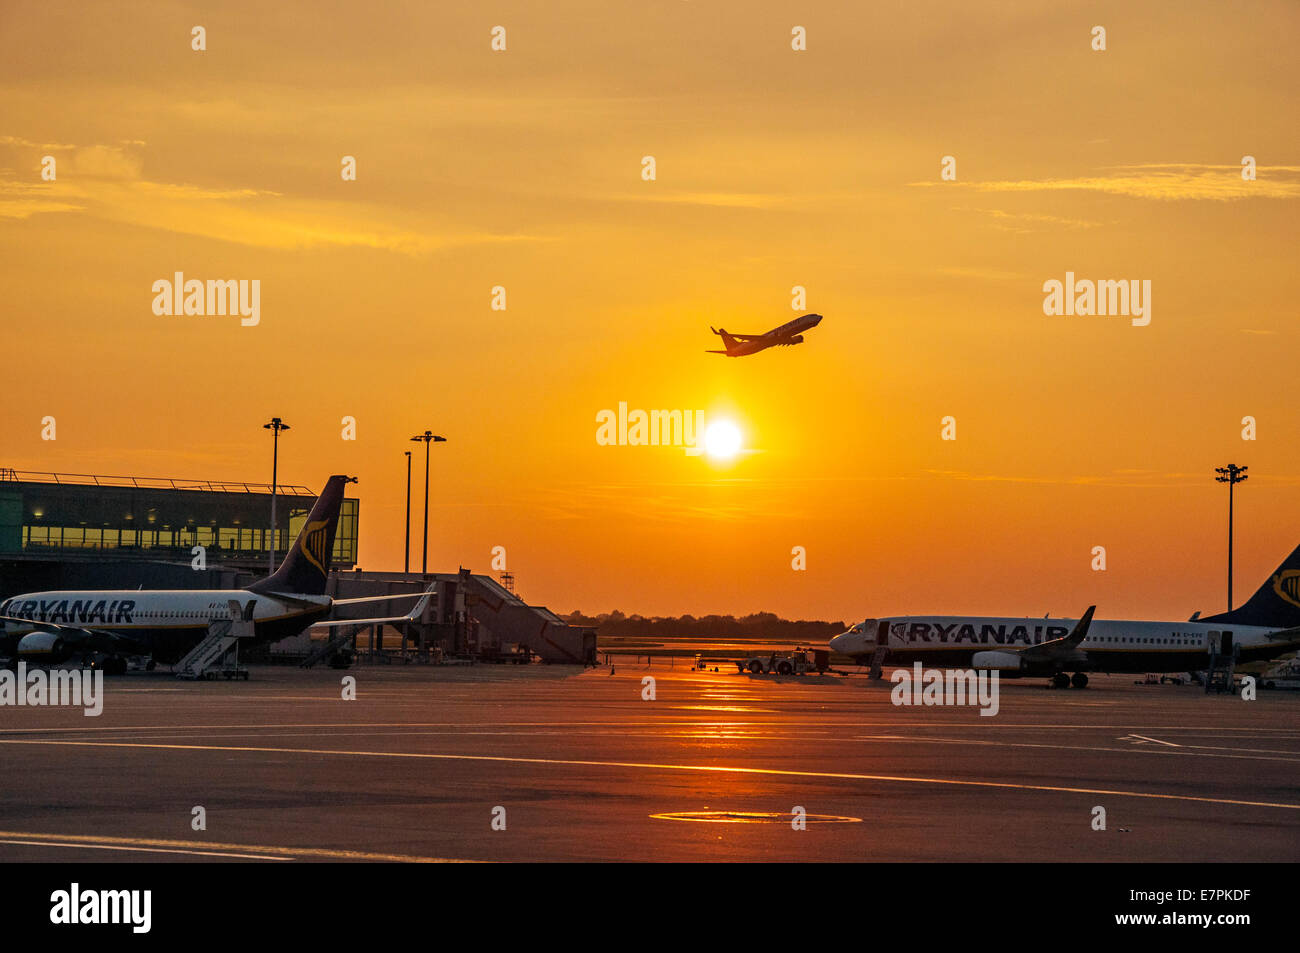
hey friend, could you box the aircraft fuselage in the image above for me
[0,590,331,663]
[711,313,823,356]
[830,616,1295,674]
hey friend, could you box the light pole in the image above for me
[262,417,291,572]
[404,450,412,573]
[409,431,447,574]
[1214,464,1248,617]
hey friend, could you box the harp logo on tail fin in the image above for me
[301,520,330,576]
[1272,570,1300,609]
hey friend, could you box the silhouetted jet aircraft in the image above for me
[706,313,823,357]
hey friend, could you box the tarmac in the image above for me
[0,659,1296,862]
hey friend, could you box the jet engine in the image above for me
[790,335,804,344]
[971,650,1025,675]
[17,630,73,663]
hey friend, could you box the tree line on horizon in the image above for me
[561,609,846,641]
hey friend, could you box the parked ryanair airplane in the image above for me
[830,543,1300,688]
[0,475,426,672]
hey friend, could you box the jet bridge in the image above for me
[291,568,596,665]
[454,572,596,664]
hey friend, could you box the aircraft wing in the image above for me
[1013,606,1096,660]
[250,590,332,609]
[313,614,421,628]
[726,333,765,341]
[257,587,433,610]
[331,591,431,607]
[311,587,436,628]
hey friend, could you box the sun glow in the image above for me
[703,419,743,461]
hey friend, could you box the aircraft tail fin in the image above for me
[249,475,351,596]
[1202,541,1300,628]
[711,328,739,351]
[1064,605,1096,647]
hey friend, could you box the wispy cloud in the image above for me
[0,179,86,218]
[0,138,546,253]
[0,135,80,151]
[953,206,1103,233]
[912,164,1300,201]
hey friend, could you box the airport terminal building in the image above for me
[0,468,357,592]
[0,468,593,665]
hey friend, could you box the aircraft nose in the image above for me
[829,631,853,654]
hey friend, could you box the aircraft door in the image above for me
[1220,630,1233,656]
[877,620,891,648]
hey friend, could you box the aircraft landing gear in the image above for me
[1050,672,1089,688]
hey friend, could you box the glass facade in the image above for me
[0,475,358,568]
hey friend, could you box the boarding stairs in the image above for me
[869,645,889,680]
[176,601,255,680]
[1204,642,1240,694]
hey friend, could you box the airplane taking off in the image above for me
[706,313,822,357]
[0,475,429,673]
[829,543,1300,688]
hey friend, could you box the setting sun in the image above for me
[703,419,743,461]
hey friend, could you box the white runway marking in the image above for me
[853,734,1299,763]
[0,838,289,860]
[1122,734,1181,747]
[0,830,475,863]
[16,728,847,745]
[3,737,1298,812]
[115,689,188,693]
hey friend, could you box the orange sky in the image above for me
[1,1,1297,622]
